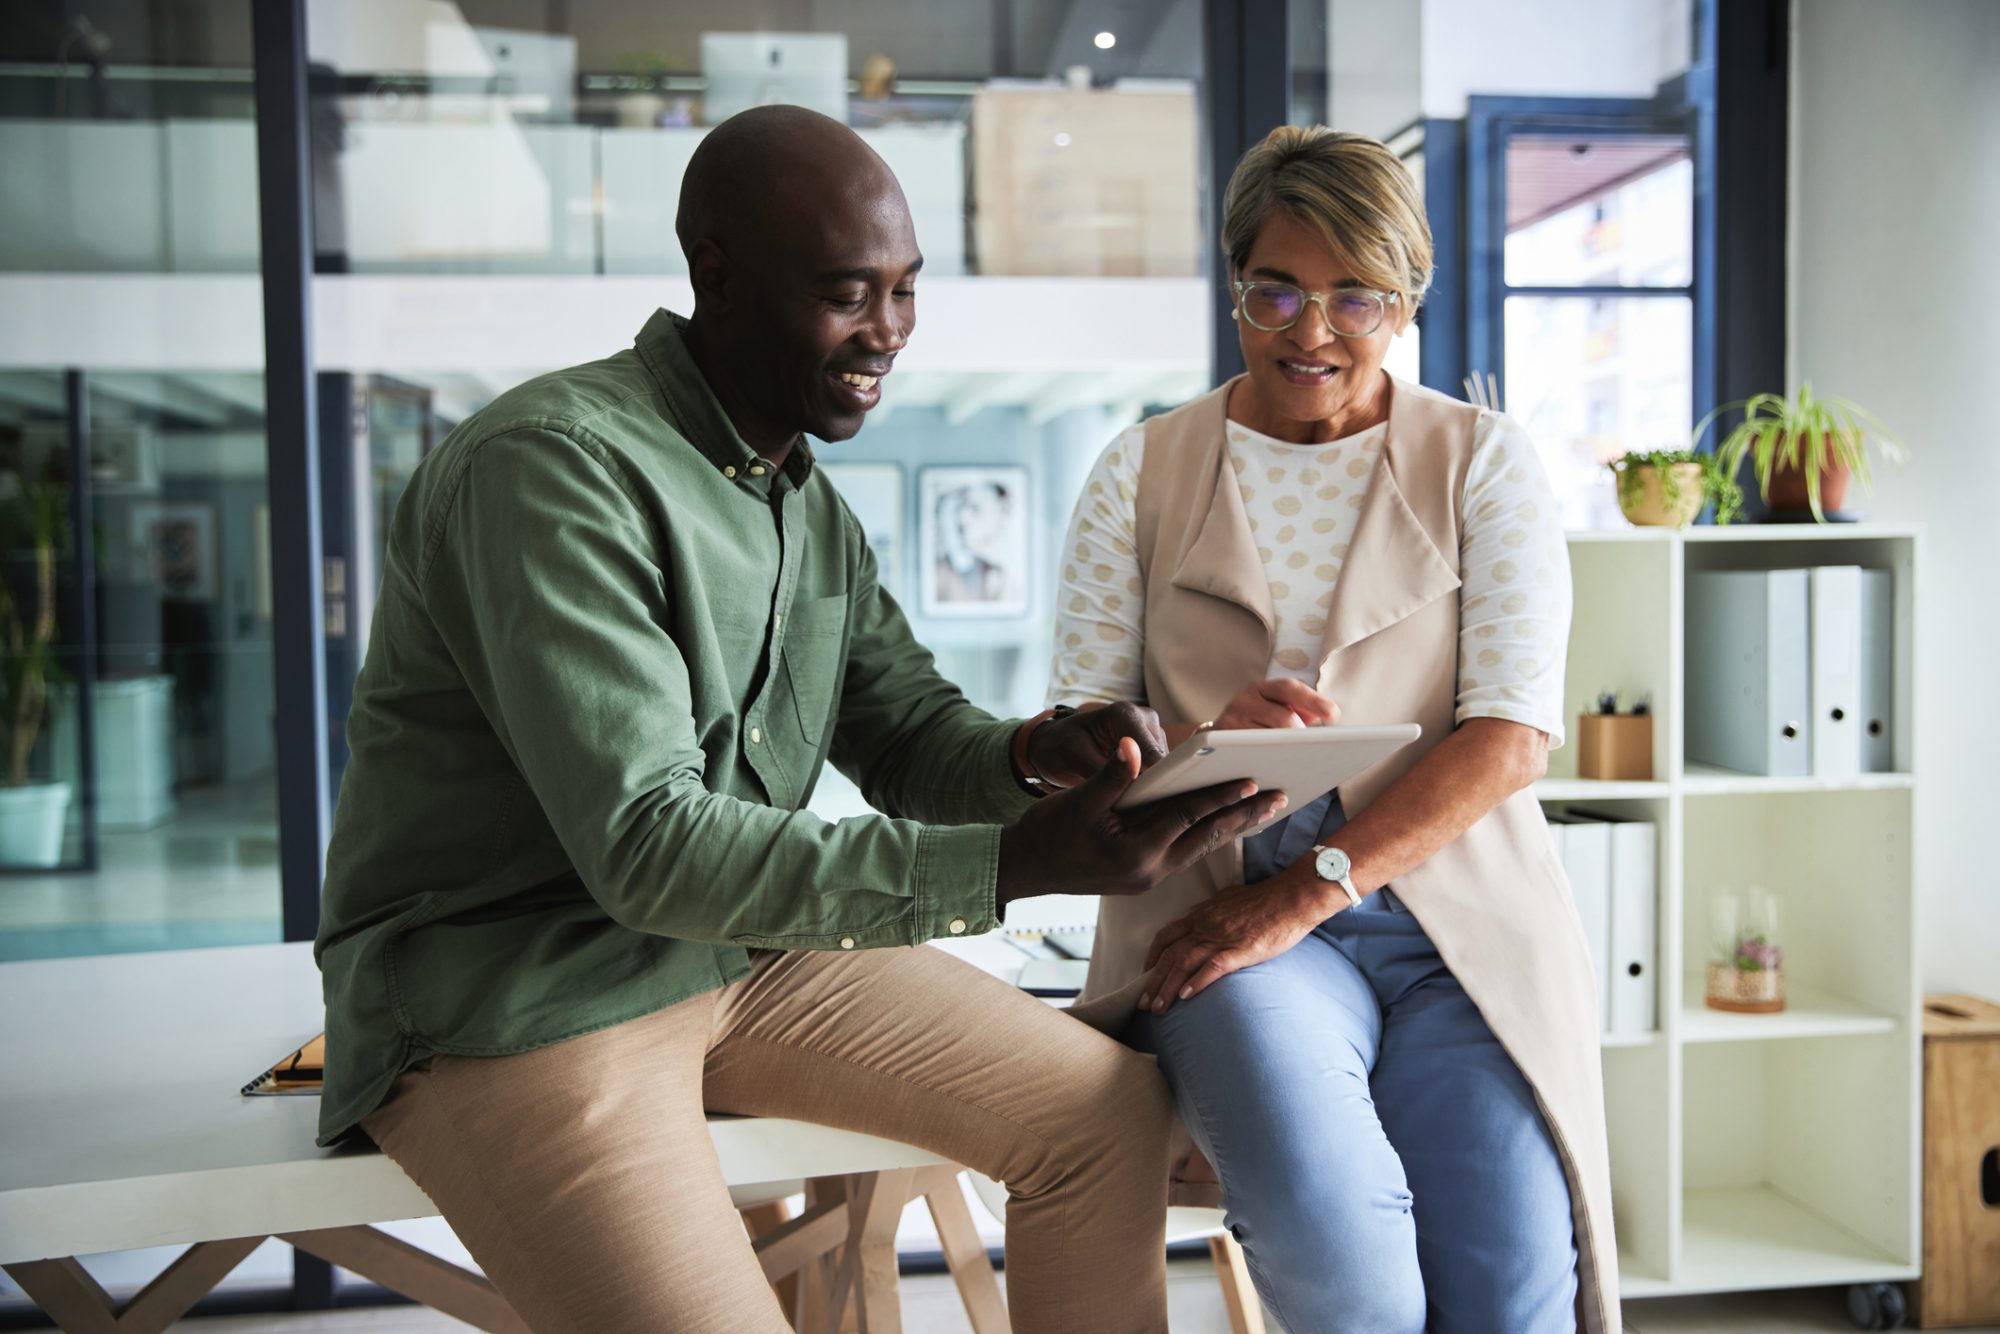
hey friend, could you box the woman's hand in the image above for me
[1214,678,1341,730]
[1138,877,1328,1014]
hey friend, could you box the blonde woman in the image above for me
[1053,127,1619,1332]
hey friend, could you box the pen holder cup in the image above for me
[1577,713,1654,782]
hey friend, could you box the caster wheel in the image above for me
[1845,1281,1908,1329]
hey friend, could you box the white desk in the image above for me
[0,941,992,1333]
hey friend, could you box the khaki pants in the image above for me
[361,944,1174,1333]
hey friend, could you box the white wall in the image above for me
[1420,0,1689,118]
[1328,0,1423,142]
[1790,0,2000,997]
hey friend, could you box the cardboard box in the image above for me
[972,83,1200,277]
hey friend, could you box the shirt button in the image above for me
[750,464,766,476]
[749,726,762,745]
[840,936,856,950]
[948,918,967,935]
[724,465,737,478]
[774,613,783,630]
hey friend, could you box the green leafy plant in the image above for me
[0,474,67,789]
[1609,448,1743,526]
[1694,382,1906,522]
[1731,931,1783,973]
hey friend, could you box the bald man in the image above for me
[314,106,1278,1332]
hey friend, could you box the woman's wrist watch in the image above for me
[1311,845,1362,910]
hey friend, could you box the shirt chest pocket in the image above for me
[781,594,848,748]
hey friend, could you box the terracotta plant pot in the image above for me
[1617,462,1705,528]
[1763,435,1853,517]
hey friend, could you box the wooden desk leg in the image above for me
[914,1166,1008,1334]
[839,1168,915,1334]
[281,1226,526,1333]
[1209,1232,1267,1334]
[2,1258,122,1334]
[742,1199,802,1321]
[798,1176,848,1334]
[6,1237,267,1334]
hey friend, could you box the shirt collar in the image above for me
[635,309,816,492]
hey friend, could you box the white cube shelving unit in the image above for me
[1540,524,1921,1300]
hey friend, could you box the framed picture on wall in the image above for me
[918,465,1030,619]
[818,462,906,601]
[128,501,218,602]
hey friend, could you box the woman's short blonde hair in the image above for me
[1221,125,1433,316]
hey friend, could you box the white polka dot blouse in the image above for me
[1047,407,1573,745]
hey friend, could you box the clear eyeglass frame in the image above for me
[1231,280,1402,338]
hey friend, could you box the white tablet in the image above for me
[1112,724,1422,815]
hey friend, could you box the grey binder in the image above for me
[1687,569,1812,777]
[1810,566,1864,780]
[1860,569,1895,772]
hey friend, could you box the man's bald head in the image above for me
[676,105,908,273]
[674,105,923,451]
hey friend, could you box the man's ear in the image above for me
[687,238,731,315]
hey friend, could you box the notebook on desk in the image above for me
[242,1031,324,1096]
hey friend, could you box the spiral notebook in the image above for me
[241,1031,325,1096]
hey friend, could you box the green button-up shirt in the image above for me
[314,310,1034,1144]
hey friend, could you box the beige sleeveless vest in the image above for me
[1067,375,1622,1332]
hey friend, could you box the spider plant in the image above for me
[1694,383,1905,522]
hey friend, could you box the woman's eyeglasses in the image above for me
[1232,281,1400,338]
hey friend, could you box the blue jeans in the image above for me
[1127,794,1578,1333]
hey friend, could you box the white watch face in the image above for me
[1315,846,1351,882]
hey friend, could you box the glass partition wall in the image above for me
[0,6,280,962]
[300,0,1217,821]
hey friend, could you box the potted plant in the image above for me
[611,51,674,128]
[1695,383,1906,522]
[1609,448,1742,528]
[1705,888,1786,1014]
[0,473,72,867]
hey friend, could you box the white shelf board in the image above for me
[1563,523,1919,546]
[1681,523,1919,543]
[1617,1259,1674,1300]
[1679,765,1914,797]
[1536,778,1670,801]
[1680,984,1898,1044]
[1673,1187,1915,1295]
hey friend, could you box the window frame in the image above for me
[1463,91,1715,431]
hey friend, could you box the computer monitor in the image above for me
[469,27,577,121]
[700,32,849,125]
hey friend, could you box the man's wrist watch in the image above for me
[1311,845,1362,911]
[1011,704,1077,792]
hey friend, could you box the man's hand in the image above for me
[997,738,1286,905]
[1024,702,1170,789]
[1137,878,1329,1013]
[1214,678,1341,730]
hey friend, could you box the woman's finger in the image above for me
[1148,944,1211,1013]
[1180,950,1246,1000]
[1261,678,1340,725]
[1145,918,1194,970]
[1220,696,1305,730]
